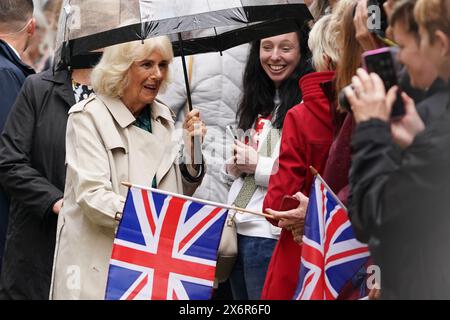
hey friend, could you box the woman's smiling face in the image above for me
[260,32,301,88]
[122,50,169,111]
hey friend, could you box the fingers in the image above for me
[384,0,395,17]
[354,0,368,27]
[347,68,371,106]
[290,223,305,244]
[185,108,200,119]
[351,76,363,98]
[345,86,359,110]
[228,145,238,165]
[184,109,206,139]
[265,208,306,220]
[385,85,398,115]
[279,218,304,229]
[186,123,207,138]
[292,191,308,203]
[233,140,257,165]
[401,92,417,115]
[233,143,245,164]
[293,234,303,245]
[183,108,203,130]
[184,117,204,131]
[371,72,387,95]
[356,68,374,93]
[234,142,253,157]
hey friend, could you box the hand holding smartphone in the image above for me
[339,47,405,118]
[362,47,405,118]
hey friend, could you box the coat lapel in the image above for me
[127,127,165,187]
[95,95,179,188]
[125,115,178,188]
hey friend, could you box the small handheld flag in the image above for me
[105,186,228,300]
[294,175,370,300]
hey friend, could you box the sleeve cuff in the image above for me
[353,119,391,147]
[44,191,64,219]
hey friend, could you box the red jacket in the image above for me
[261,71,335,300]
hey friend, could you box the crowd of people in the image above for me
[0,0,449,300]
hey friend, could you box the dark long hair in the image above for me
[237,23,313,131]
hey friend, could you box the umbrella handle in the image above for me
[178,33,203,165]
[178,33,193,112]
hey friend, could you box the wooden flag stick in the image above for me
[121,182,275,220]
[309,166,348,211]
[309,166,319,176]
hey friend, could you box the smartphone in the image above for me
[226,125,238,140]
[280,195,300,211]
[362,47,405,118]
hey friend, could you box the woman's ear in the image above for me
[324,54,334,72]
[435,30,450,57]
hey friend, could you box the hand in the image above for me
[383,0,396,40]
[183,109,207,164]
[225,156,243,178]
[383,0,396,18]
[345,68,397,123]
[266,192,309,235]
[291,224,305,245]
[354,0,380,51]
[52,199,63,215]
[390,92,425,149]
[233,140,259,175]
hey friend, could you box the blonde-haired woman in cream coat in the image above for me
[50,36,206,300]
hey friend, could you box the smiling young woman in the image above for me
[259,32,301,88]
[222,24,312,300]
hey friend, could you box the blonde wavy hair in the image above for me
[91,36,173,98]
[329,0,362,111]
[308,14,339,71]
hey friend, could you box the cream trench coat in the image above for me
[50,94,202,300]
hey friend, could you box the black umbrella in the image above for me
[55,0,312,110]
[55,0,312,164]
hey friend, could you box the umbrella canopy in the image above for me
[55,0,312,69]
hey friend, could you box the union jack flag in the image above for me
[105,186,228,300]
[293,176,370,300]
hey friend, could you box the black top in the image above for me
[348,79,450,299]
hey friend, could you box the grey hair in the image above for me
[308,14,339,71]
